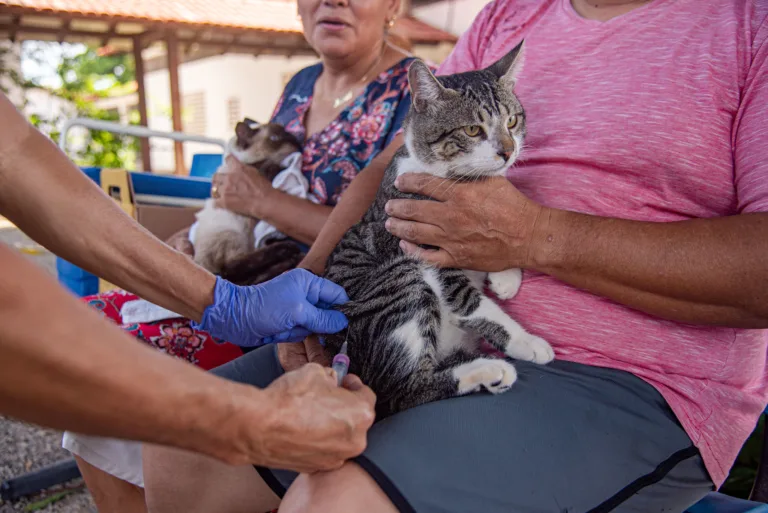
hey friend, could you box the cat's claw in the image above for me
[454,358,518,395]
[505,334,555,365]
[488,268,523,300]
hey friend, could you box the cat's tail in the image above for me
[218,240,304,286]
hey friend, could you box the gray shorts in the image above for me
[214,345,714,513]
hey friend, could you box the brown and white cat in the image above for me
[192,119,301,276]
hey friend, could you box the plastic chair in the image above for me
[56,167,101,297]
[189,153,223,178]
[686,407,768,513]
[687,494,768,513]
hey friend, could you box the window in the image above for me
[227,96,241,130]
[182,92,207,135]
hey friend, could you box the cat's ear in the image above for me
[235,121,255,142]
[408,60,450,113]
[486,40,525,91]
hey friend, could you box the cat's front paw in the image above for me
[454,358,518,395]
[488,268,523,300]
[505,333,555,365]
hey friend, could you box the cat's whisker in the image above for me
[429,176,459,199]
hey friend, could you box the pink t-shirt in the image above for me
[438,0,768,487]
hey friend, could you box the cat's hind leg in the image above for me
[436,269,553,365]
[460,296,554,364]
[392,350,518,413]
[443,351,518,396]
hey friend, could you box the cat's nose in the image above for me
[497,150,513,161]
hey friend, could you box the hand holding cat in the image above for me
[385,174,545,271]
[193,269,349,347]
[212,156,275,218]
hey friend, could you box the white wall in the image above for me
[144,53,317,173]
[412,0,490,37]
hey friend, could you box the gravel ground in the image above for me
[0,221,96,512]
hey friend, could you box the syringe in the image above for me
[332,340,350,387]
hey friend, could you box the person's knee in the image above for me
[75,456,146,513]
[280,462,397,513]
[143,444,279,513]
[143,444,206,513]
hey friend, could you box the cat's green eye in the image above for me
[464,125,482,137]
[507,116,519,130]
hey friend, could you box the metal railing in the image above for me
[58,118,227,166]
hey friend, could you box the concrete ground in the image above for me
[0,219,96,513]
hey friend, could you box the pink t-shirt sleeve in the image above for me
[733,19,768,213]
[436,1,498,75]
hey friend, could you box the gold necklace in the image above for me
[331,43,386,109]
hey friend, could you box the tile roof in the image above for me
[0,0,457,43]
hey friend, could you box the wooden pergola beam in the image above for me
[0,24,308,53]
[0,6,307,44]
[132,37,152,172]
[166,33,185,175]
[221,34,239,54]
[102,21,118,47]
[57,19,71,43]
[9,15,21,42]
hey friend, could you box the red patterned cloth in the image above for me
[84,290,244,370]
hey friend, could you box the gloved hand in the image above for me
[193,269,349,347]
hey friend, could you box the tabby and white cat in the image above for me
[324,42,554,417]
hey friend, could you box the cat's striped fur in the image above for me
[324,42,554,417]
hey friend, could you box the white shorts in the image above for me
[62,432,145,487]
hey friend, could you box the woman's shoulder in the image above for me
[384,56,438,79]
[283,63,324,95]
[369,56,435,96]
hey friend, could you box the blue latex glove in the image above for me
[193,269,349,347]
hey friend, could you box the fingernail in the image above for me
[385,219,392,231]
[385,201,392,213]
[399,240,407,250]
[394,177,401,189]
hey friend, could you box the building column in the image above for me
[166,33,185,175]
[132,37,151,172]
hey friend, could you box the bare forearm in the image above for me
[532,209,768,327]
[258,192,333,246]
[0,96,214,320]
[0,244,261,459]
[300,135,402,273]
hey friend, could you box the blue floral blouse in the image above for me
[270,57,417,206]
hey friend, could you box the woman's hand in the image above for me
[278,335,332,372]
[212,156,274,218]
[384,173,545,272]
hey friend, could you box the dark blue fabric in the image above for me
[212,347,713,513]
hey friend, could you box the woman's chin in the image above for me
[313,38,358,61]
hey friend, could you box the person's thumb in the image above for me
[299,304,348,334]
[342,374,365,391]
[342,375,376,416]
